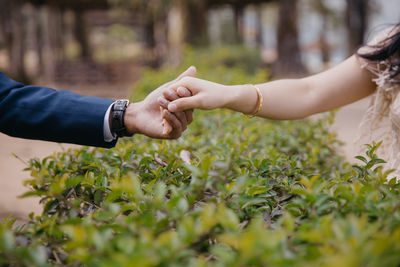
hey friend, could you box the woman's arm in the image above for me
[164,55,376,120]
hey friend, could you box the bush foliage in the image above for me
[1,47,400,267]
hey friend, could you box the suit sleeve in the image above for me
[0,72,117,148]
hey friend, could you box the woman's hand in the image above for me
[162,77,233,112]
[158,77,260,117]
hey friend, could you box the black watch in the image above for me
[110,99,133,138]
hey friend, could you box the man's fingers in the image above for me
[185,110,194,124]
[163,89,180,101]
[176,66,197,81]
[173,109,188,131]
[163,109,182,138]
[158,96,170,109]
[162,90,188,127]
[160,89,192,127]
[168,96,201,112]
[179,112,188,131]
[162,119,173,135]
[162,66,196,88]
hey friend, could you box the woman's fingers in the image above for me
[169,77,202,94]
[177,87,192,97]
[175,87,194,124]
[168,95,202,112]
[167,80,202,112]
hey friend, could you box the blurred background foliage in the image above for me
[132,45,266,99]
[0,0,398,84]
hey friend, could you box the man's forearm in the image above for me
[0,72,117,147]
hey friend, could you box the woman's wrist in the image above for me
[225,84,259,114]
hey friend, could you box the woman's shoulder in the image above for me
[357,25,399,84]
[358,25,399,54]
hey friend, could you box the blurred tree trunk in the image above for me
[74,9,92,60]
[142,15,159,66]
[233,4,245,44]
[185,0,208,46]
[314,0,331,65]
[0,0,13,68]
[142,14,168,67]
[10,3,28,82]
[154,17,168,65]
[345,0,369,55]
[255,6,264,48]
[40,6,64,80]
[34,6,45,76]
[0,0,29,82]
[273,0,306,77]
[144,17,156,50]
[167,4,185,66]
[319,16,330,65]
[54,8,66,60]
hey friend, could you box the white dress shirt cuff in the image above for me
[103,103,117,142]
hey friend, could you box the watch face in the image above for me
[114,100,129,111]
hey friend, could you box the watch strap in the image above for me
[111,99,133,137]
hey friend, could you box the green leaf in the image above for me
[355,156,368,164]
[30,246,48,265]
[0,230,15,251]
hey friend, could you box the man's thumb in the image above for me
[177,66,197,80]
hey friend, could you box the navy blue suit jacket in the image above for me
[0,72,117,148]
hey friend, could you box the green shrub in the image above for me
[1,47,400,267]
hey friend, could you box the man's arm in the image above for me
[0,66,196,147]
[0,72,117,147]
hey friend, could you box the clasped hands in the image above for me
[122,66,197,140]
[123,65,247,139]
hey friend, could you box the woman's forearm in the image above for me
[226,79,316,120]
[226,56,376,120]
[165,56,376,117]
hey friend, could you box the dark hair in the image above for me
[357,24,400,80]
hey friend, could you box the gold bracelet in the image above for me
[244,84,263,118]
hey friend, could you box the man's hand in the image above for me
[123,66,196,139]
